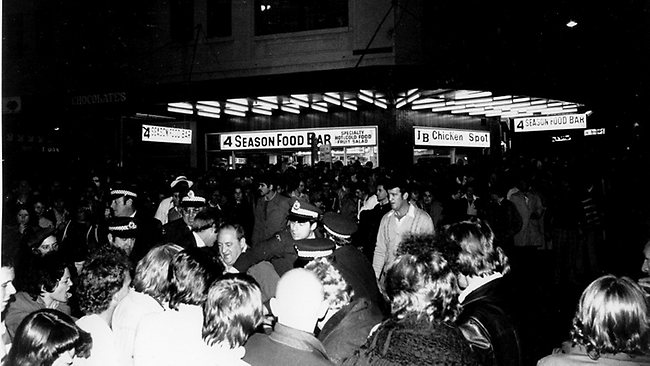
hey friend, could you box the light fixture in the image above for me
[198,111,220,118]
[196,105,221,114]
[323,95,341,106]
[251,107,272,116]
[310,103,328,112]
[341,101,357,111]
[168,106,194,115]
[223,109,246,117]
[566,20,577,28]
[374,99,388,109]
[280,105,300,114]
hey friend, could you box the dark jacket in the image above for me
[233,229,297,276]
[244,323,334,366]
[331,245,388,315]
[251,194,293,246]
[344,315,478,366]
[355,202,391,261]
[161,218,195,249]
[456,277,522,366]
[318,298,384,365]
[132,213,163,263]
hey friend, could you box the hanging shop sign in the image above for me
[414,127,490,148]
[584,128,605,136]
[513,113,587,133]
[142,124,192,144]
[219,126,377,151]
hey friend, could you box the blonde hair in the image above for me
[134,244,183,303]
[571,275,649,359]
[304,257,353,314]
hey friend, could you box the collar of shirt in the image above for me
[192,232,206,248]
[392,202,415,220]
[459,272,503,303]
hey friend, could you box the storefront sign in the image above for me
[414,127,490,148]
[142,124,192,144]
[584,128,605,136]
[219,126,377,150]
[513,113,587,133]
[70,92,127,106]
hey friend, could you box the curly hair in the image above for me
[76,250,130,315]
[202,274,264,348]
[570,275,649,359]
[6,309,92,366]
[442,218,510,277]
[133,244,183,304]
[305,257,353,314]
[168,248,220,310]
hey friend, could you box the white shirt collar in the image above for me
[192,232,206,248]
[458,272,503,303]
[392,203,415,219]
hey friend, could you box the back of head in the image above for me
[168,248,220,310]
[20,255,68,301]
[76,248,131,315]
[443,219,509,277]
[572,275,649,359]
[304,257,353,315]
[7,309,92,366]
[202,275,264,349]
[134,244,183,303]
[272,268,325,331]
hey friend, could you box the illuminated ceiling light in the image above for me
[168,102,193,109]
[223,109,246,117]
[453,97,494,105]
[456,91,492,100]
[197,111,220,118]
[530,99,547,105]
[341,101,357,111]
[513,97,531,103]
[493,95,512,101]
[254,100,278,109]
[310,103,328,112]
[469,109,488,116]
[412,102,446,110]
[289,98,310,108]
[290,94,309,101]
[585,110,593,116]
[413,97,445,105]
[251,107,272,116]
[196,105,221,114]
[358,94,375,104]
[228,98,248,105]
[54,127,60,131]
[323,95,341,105]
[280,105,300,114]
[359,90,374,98]
[453,107,486,114]
[431,105,465,112]
[225,103,248,112]
[374,99,388,109]
[566,20,578,28]
[168,106,194,115]
[258,96,278,103]
[196,101,220,108]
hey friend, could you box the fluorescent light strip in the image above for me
[493,95,512,101]
[431,105,465,112]
[311,103,328,112]
[255,100,278,109]
[359,90,374,98]
[168,102,193,109]
[251,107,272,116]
[197,111,220,118]
[453,97,494,105]
[323,95,341,105]
[225,103,248,112]
[280,105,300,114]
[167,106,194,114]
[374,99,388,109]
[358,94,375,104]
[290,94,309,102]
[196,105,221,114]
[341,102,357,111]
[324,92,341,99]
[228,98,248,105]
[412,102,446,110]
[289,98,309,108]
[196,101,220,108]
[456,91,492,100]
[224,109,246,117]
[258,96,278,103]
[413,97,445,105]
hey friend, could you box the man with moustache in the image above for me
[251,173,293,246]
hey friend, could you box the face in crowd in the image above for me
[376,185,388,203]
[218,227,246,267]
[0,266,16,314]
[642,242,650,275]
[50,268,73,304]
[36,235,59,256]
[388,187,408,212]
[258,183,271,197]
[182,207,202,226]
[111,196,132,217]
[290,220,316,240]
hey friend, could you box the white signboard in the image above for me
[219,126,377,151]
[142,124,192,144]
[584,128,605,136]
[513,113,587,133]
[414,127,490,148]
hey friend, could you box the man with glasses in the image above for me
[162,191,208,249]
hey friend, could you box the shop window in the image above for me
[170,0,195,42]
[207,0,232,37]
[255,0,348,36]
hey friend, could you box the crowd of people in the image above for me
[1,151,649,365]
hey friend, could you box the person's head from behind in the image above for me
[7,309,92,366]
[191,209,221,247]
[443,219,510,287]
[168,248,220,310]
[76,248,131,316]
[202,275,264,350]
[271,268,327,333]
[134,244,183,304]
[304,257,353,328]
[217,224,247,268]
[571,275,649,359]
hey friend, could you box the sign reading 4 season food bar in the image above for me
[219,126,377,150]
[414,127,490,148]
[142,124,192,144]
[513,113,587,133]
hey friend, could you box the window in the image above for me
[207,0,232,37]
[255,0,348,36]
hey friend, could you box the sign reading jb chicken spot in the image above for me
[219,126,377,150]
[414,127,490,148]
[513,113,587,133]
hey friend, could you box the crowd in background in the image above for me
[2,148,650,365]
